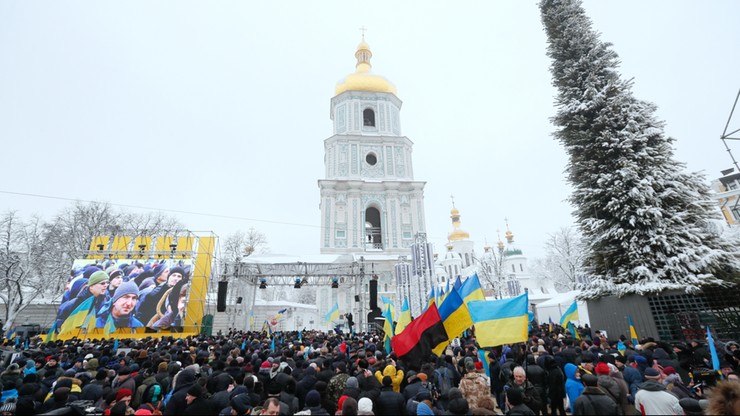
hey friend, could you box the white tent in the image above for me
[533,290,590,326]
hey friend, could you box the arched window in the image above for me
[365,207,382,250]
[363,108,375,127]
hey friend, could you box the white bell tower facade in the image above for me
[319,39,427,255]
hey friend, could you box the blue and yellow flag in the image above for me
[459,273,486,304]
[426,288,436,309]
[274,308,288,321]
[478,349,491,378]
[559,300,579,326]
[433,287,473,355]
[567,321,581,340]
[382,305,394,354]
[453,276,463,292]
[707,325,721,372]
[102,314,116,338]
[325,303,340,322]
[380,296,396,321]
[628,315,639,347]
[396,298,412,335]
[59,296,94,335]
[548,316,554,333]
[467,293,529,347]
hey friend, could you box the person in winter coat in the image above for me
[615,354,642,401]
[183,382,216,415]
[375,376,406,415]
[572,374,620,415]
[504,366,542,415]
[297,390,330,415]
[505,387,535,416]
[595,362,627,413]
[374,362,404,393]
[524,354,547,415]
[564,363,584,413]
[163,368,197,415]
[543,355,567,416]
[633,368,683,415]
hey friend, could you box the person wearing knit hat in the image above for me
[107,268,124,298]
[595,362,611,376]
[53,269,110,337]
[357,397,373,415]
[96,281,144,331]
[634,367,682,415]
[136,263,189,325]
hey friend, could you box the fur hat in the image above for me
[88,271,110,287]
[111,281,139,306]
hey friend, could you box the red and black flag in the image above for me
[391,302,448,369]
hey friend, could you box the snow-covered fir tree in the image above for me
[539,0,740,298]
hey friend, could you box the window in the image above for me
[520,264,524,272]
[363,108,375,127]
[365,152,377,166]
[512,264,516,273]
[336,230,346,239]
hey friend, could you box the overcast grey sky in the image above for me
[1,1,739,260]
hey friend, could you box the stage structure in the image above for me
[52,231,216,341]
[220,257,371,331]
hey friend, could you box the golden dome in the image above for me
[335,39,397,96]
[447,203,470,241]
[448,229,470,241]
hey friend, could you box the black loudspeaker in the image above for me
[217,281,228,312]
[236,297,243,304]
[354,295,360,302]
[369,279,378,310]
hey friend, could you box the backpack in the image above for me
[499,363,513,384]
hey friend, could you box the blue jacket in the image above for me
[564,363,584,412]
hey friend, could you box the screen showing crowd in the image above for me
[50,259,193,336]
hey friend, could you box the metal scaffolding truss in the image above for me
[220,261,362,286]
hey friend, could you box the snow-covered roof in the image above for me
[534,290,580,307]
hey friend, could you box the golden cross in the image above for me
[359,26,368,40]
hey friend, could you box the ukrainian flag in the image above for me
[459,273,486,304]
[380,296,396,321]
[59,296,95,335]
[396,298,412,335]
[433,287,473,355]
[467,293,529,347]
[453,276,462,292]
[628,315,639,346]
[382,305,394,354]
[567,321,580,340]
[426,288,436,309]
[325,302,340,322]
[559,300,579,326]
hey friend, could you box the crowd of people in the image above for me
[0,321,738,415]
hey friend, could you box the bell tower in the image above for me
[318,38,427,255]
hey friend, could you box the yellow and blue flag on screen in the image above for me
[433,287,473,355]
[396,298,412,335]
[274,308,288,321]
[559,300,579,326]
[325,303,340,322]
[382,305,395,354]
[59,296,94,335]
[467,293,529,347]
[459,273,486,304]
[628,315,639,346]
